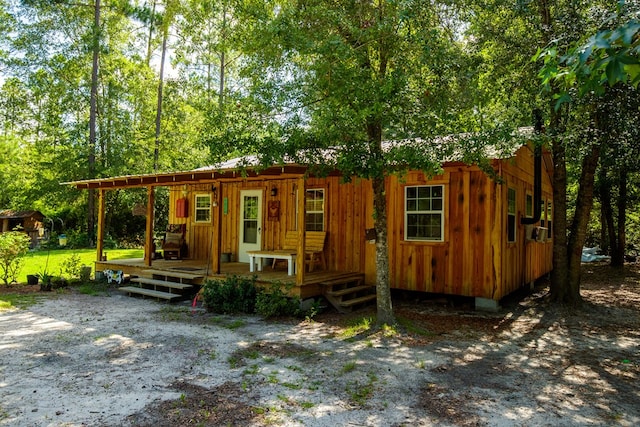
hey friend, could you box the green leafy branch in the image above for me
[535,15,639,109]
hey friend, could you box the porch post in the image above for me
[144,186,155,266]
[211,181,221,274]
[96,189,105,261]
[295,176,306,285]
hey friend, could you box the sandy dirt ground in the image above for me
[1,263,639,427]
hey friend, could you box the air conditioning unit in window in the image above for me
[525,225,548,241]
[525,224,535,241]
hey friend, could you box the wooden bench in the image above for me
[247,231,327,275]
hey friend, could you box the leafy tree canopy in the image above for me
[234,0,486,179]
[536,2,640,108]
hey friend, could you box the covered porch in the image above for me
[65,161,377,310]
[65,163,327,290]
[95,257,363,300]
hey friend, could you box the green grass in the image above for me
[342,360,357,373]
[0,248,140,307]
[76,282,111,296]
[338,316,374,340]
[18,248,143,283]
[345,371,378,406]
[0,293,47,311]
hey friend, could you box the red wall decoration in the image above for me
[176,198,189,218]
[268,200,280,221]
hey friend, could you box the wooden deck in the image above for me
[95,258,360,299]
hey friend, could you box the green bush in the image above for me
[201,276,319,319]
[0,231,31,286]
[103,234,118,249]
[256,282,302,318]
[61,253,82,281]
[65,230,90,249]
[201,275,257,314]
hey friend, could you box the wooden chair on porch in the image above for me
[162,224,186,260]
[304,231,327,272]
[272,231,327,272]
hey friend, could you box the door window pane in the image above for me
[243,196,258,243]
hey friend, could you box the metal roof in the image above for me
[63,132,529,190]
[61,163,310,190]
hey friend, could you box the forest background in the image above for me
[0,0,638,296]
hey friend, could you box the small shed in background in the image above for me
[0,210,45,248]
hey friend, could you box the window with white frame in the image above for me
[507,188,516,242]
[526,193,533,218]
[194,194,211,223]
[305,189,324,231]
[405,185,444,241]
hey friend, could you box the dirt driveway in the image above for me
[1,264,639,426]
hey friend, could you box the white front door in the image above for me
[238,190,263,263]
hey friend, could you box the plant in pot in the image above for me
[26,274,39,286]
[51,275,68,289]
[36,270,52,291]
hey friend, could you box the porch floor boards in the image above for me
[95,258,358,299]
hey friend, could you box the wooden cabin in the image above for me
[66,143,553,309]
[0,210,45,248]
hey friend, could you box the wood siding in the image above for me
[168,178,302,264]
[499,145,554,297]
[166,145,553,301]
[386,167,500,298]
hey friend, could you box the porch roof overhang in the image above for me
[62,163,313,190]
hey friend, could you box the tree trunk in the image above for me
[565,143,601,303]
[145,0,157,66]
[599,170,617,258]
[538,0,574,304]
[219,2,226,109]
[600,206,609,255]
[613,169,627,267]
[88,0,100,246]
[153,29,167,171]
[550,136,570,302]
[372,175,394,326]
[549,104,570,303]
[368,122,394,326]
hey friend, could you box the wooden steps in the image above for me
[339,293,377,308]
[130,277,194,290]
[118,269,203,302]
[141,269,204,281]
[324,284,372,298]
[321,273,376,313]
[118,287,183,301]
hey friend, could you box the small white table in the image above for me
[247,251,297,275]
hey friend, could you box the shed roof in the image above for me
[0,210,44,220]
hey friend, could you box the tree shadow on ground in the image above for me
[420,264,640,426]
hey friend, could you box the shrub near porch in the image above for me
[201,276,312,318]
